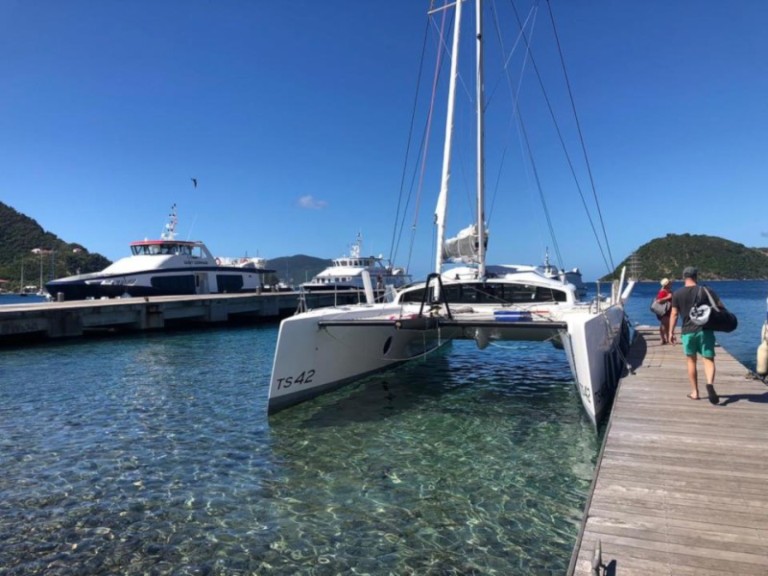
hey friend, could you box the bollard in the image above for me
[591,539,602,576]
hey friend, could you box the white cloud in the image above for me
[297,195,327,210]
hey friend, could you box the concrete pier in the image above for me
[0,291,365,343]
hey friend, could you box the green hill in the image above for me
[605,233,768,281]
[266,254,330,287]
[0,202,111,292]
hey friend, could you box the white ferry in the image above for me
[46,205,272,300]
[300,233,410,294]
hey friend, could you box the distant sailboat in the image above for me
[18,257,28,297]
[36,251,47,297]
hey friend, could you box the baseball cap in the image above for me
[682,266,698,279]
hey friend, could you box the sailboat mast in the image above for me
[475,0,486,278]
[433,0,463,276]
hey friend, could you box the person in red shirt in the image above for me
[655,278,673,344]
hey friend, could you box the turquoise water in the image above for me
[1,281,765,574]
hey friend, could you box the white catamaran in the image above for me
[268,0,635,426]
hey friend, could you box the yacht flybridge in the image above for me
[267,0,635,426]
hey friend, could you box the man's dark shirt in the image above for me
[671,284,722,334]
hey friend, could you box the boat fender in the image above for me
[757,327,768,376]
[474,328,490,350]
[757,342,768,376]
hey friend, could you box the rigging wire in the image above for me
[485,0,540,233]
[388,14,432,272]
[499,0,614,274]
[483,0,567,267]
[408,7,454,274]
[545,0,616,272]
[393,0,615,276]
[500,1,568,268]
[392,3,466,276]
[484,0,540,230]
[434,3,478,248]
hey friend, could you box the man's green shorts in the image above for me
[682,330,716,358]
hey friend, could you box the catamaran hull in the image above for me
[268,306,448,413]
[268,304,632,425]
[561,305,630,426]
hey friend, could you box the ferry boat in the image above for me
[499,250,588,299]
[300,233,410,294]
[45,205,272,300]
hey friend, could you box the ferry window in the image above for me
[217,275,244,293]
[151,275,196,294]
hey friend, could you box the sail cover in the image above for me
[442,223,488,263]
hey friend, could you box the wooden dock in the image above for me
[0,291,365,343]
[569,327,768,575]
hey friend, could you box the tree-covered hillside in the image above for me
[267,254,330,287]
[0,202,111,291]
[605,233,768,281]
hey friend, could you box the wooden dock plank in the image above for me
[569,327,768,575]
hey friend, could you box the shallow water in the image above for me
[1,280,765,574]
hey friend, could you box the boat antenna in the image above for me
[161,204,178,241]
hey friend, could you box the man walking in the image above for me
[668,266,720,404]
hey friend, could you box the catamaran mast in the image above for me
[433,0,463,276]
[475,0,486,278]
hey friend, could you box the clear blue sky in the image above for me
[2,1,767,282]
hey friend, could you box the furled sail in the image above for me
[442,223,488,263]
